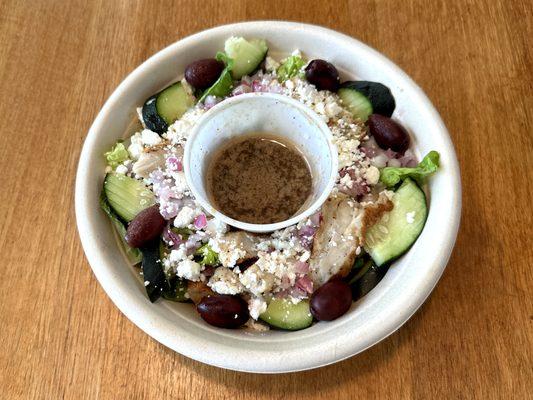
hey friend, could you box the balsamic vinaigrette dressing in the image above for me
[206,133,313,224]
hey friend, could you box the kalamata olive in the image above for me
[305,59,340,92]
[197,295,249,328]
[185,58,224,89]
[310,279,352,321]
[125,205,166,248]
[367,114,410,153]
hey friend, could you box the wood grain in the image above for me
[0,0,531,398]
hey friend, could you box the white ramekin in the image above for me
[183,92,338,232]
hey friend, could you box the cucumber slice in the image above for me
[142,95,168,134]
[224,37,268,79]
[259,298,313,331]
[352,264,389,301]
[99,191,142,265]
[140,241,170,303]
[341,81,396,118]
[364,178,428,266]
[338,87,373,121]
[155,82,195,125]
[142,82,195,134]
[103,173,155,222]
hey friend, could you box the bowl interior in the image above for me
[76,21,461,373]
[184,92,338,232]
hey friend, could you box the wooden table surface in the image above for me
[1,0,532,398]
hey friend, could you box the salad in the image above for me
[100,37,440,331]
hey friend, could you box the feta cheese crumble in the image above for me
[176,259,202,281]
[174,206,197,228]
[208,267,244,295]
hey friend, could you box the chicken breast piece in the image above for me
[132,150,165,178]
[309,193,364,286]
[309,191,394,286]
[209,231,260,268]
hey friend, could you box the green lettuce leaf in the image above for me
[195,244,219,266]
[199,52,234,102]
[104,142,129,168]
[171,227,193,240]
[277,55,306,82]
[379,151,440,187]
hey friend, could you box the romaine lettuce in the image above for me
[379,151,440,187]
[277,55,306,82]
[104,142,129,168]
[195,244,219,266]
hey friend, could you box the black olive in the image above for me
[185,58,224,90]
[368,114,410,153]
[310,279,352,321]
[305,59,340,92]
[197,295,249,328]
[125,205,166,248]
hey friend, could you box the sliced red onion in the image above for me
[297,225,316,249]
[384,148,398,160]
[360,146,377,158]
[295,276,314,294]
[166,156,183,172]
[231,83,252,96]
[162,226,184,248]
[298,225,316,238]
[398,150,417,167]
[251,80,264,92]
[339,179,369,199]
[194,213,207,229]
[185,238,201,255]
[294,261,309,274]
[148,169,165,185]
[159,199,183,220]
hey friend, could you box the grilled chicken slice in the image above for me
[209,231,260,268]
[309,193,364,286]
[132,150,165,178]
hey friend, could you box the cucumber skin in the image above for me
[341,81,396,118]
[142,95,168,134]
[338,88,373,121]
[259,298,313,331]
[99,191,142,265]
[224,37,267,79]
[155,82,194,125]
[364,179,428,266]
[103,173,155,222]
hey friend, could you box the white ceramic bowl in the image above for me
[75,21,461,373]
[184,92,338,233]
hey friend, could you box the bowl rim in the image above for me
[183,91,339,233]
[75,21,461,373]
